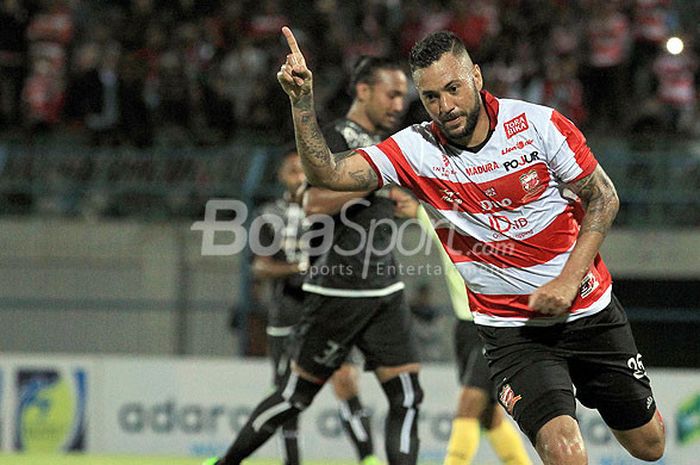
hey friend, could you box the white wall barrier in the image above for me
[1,354,699,464]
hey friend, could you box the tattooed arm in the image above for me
[277,27,378,191]
[293,110,378,190]
[529,165,620,315]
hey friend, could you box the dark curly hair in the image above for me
[409,31,468,73]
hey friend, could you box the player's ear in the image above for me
[356,82,371,101]
[472,64,483,92]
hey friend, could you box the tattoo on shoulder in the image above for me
[569,166,615,202]
[568,166,618,234]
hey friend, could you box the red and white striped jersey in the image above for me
[358,91,612,327]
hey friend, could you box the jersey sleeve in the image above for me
[356,133,416,189]
[543,109,599,184]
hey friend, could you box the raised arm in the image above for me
[277,27,378,191]
[529,165,620,314]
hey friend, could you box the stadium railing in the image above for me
[1,136,699,225]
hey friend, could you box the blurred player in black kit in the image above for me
[204,56,422,465]
[301,55,416,465]
[250,147,308,465]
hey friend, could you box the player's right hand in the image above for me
[277,26,313,102]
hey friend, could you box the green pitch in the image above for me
[0,456,359,465]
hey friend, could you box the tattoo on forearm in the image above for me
[569,166,619,235]
[292,104,377,190]
[294,108,333,169]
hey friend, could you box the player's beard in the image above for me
[440,86,481,144]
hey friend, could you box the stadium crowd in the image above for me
[1,0,698,147]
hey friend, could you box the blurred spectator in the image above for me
[0,0,696,144]
[581,1,631,131]
[0,0,28,129]
[540,56,587,126]
[219,37,267,127]
[121,0,156,51]
[23,0,74,133]
[483,42,532,99]
[247,0,287,41]
[652,45,697,134]
[201,64,236,141]
[84,45,121,144]
[64,42,101,122]
[447,0,499,60]
[156,49,192,142]
[119,51,153,147]
[630,0,675,99]
[22,54,65,133]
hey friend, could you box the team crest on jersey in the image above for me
[484,187,497,197]
[519,169,541,193]
[504,113,529,139]
[498,383,522,415]
[580,271,599,299]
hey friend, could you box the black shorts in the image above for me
[477,294,656,445]
[454,319,493,397]
[292,290,419,380]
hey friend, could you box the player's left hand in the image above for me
[389,186,419,218]
[528,277,580,316]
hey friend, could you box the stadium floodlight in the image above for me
[666,36,684,55]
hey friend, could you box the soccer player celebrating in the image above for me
[277,27,665,465]
[302,55,416,465]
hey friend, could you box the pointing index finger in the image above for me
[282,26,303,59]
